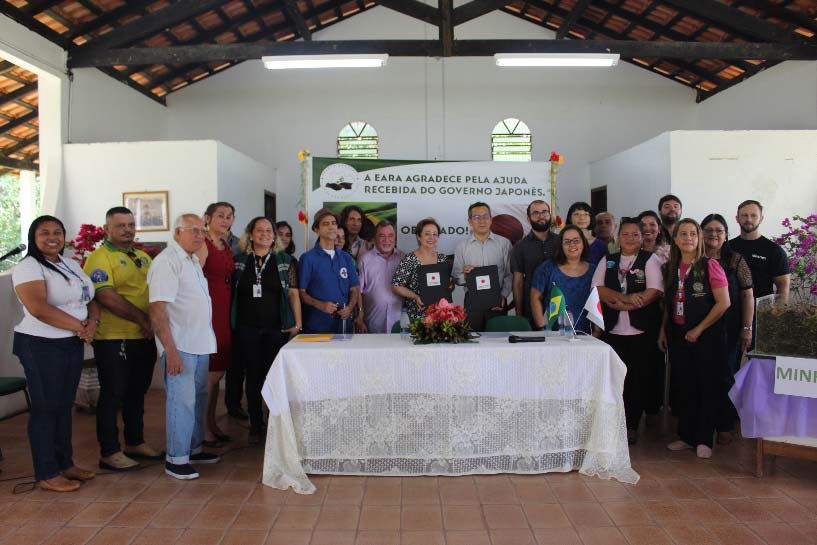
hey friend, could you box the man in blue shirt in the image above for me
[298,208,360,333]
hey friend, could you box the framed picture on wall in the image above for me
[123,191,169,232]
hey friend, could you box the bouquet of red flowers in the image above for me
[68,224,106,267]
[409,298,472,344]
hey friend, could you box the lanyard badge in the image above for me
[253,253,272,298]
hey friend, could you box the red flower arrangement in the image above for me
[408,298,472,344]
[298,210,308,225]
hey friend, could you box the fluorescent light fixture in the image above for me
[495,53,620,67]
[262,54,388,69]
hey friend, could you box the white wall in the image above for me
[216,141,277,233]
[68,68,168,143]
[669,130,817,239]
[589,132,672,221]
[164,7,697,253]
[62,140,219,244]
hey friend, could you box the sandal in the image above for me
[39,476,81,492]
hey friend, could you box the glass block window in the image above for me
[338,121,378,159]
[491,118,532,162]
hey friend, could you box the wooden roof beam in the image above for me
[662,0,805,43]
[0,4,71,48]
[556,0,592,39]
[281,0,312,40]
[0,83,38,109]
[3,135,38,156]
[452,0,508,26]
[0,110,38,133]
[0,153,38,172]
[376,0,441,26]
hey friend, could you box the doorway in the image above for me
[264,191,276,223]
[591,186,607,216]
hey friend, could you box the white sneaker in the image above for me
[696,445,713,459]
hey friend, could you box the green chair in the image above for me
[485,315,532,332]
[0,377,31,461]
[391,321,402,334]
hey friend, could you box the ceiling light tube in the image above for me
[262,54,389,69]
[495,53,620,67]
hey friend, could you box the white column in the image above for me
[18,169,37,243]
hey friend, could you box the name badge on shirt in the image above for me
[253,284,263,298]
[81,285,91,303]
[675,301,684,318]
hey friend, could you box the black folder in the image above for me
[465,265,501,311]
[417,263,453,306]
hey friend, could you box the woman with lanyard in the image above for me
[12,215,99,492]
[701,213,754,445]
[232,217,302,444]
[392,218,450,323]
[592,218,663,444]
[658,219,730,459]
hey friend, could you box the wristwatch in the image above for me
[742,326,752,331]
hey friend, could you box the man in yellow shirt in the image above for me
[84,207,163,470]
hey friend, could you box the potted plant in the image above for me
[409,298,472,344]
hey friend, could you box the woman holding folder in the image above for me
[392,218,450,323]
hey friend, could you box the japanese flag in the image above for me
[584,286,605,330]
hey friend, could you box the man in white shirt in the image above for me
[148,214,220,480]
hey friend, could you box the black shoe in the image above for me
[165,462,199,480]
[190,452,221,464]
[228,407,249,420]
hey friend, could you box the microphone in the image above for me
[0,244,26,262]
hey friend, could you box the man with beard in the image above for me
[511,200,559,324]
[729,200,790,302]
[658,194,682,243]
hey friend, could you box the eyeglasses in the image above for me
[126,250,143,268]
[470,214,491,221]
[179,227,206,236]
[563,238,583,247]
[703,228,726,235]
[529,211,551,219]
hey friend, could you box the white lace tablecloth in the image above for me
[261,333,639,493]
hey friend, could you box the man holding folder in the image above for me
[452,202,512,331]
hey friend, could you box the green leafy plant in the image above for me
[409,298,472,344]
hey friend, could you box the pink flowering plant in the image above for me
[409,298,472,344]
[755,214,817,359]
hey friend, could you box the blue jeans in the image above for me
[12,332,84,481]
[162,350,209,465]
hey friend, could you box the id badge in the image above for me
[81,285,91,303]
[253,284,263,298]
[675,301,684,318]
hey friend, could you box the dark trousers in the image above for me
[93,338,157,457]
[643,340,665,415]
[604,332,650,431]
[225,342,245,411]
[464,292,504,332]
[669,325,721,448]
[236,325,288,433]
[716,338,742,432]
[12,333,84,481]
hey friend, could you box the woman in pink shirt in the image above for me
[658,219,730,459]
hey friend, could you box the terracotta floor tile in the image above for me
[95,483,147,503]
[68,501,126,527]
[310,529,355,545]
[618,525,674,545]
[542,471,583,483]
[442,505,485,530]
[562,502,614,527]
[717,498,781,522]
[220,529,268,545]
[1,524,61,545]
[231,504,280,530]
[401,505,443,530]
[662,524,722,545]
[171,483,219,504]
[247,484,289,505]
[474,474,511,485]
[490,529,536,545]
[36,501,89,524]
[677,498,736,524]
[438,483,479,505]
[550,481,595,502]
[330,476,367,486]
[693,478,746,499]
[399,530,446,545]
[641,499,691,525]
[602,500,653,526]
[627,478,672,501]
[271,506,320,530]
[747,522,813,545]
[41,526,100,545]
[359,506,401,530]
[533,527,583,545]
[188,502,241,529]
[0,500,50,524]
[446,530,491,545]
[586,481,630,501]
[324,485,364,505]
[175,528,224,545]
[483,505,529,529]
[264,530,312,545]
[728,477,785,498]
[226,467,262,483]
[355,530,400,545]
[662,478,707,499]
[576,526,629,545]
[85,526,140,545]
[206,482,255,504]
[791,521,817,542]
[513,482,556,503]
[315,505,360,530]
[674,461,722,479]
[477,483,519,504]
[758,496,817,523]
[509,474,547,485]
[401,483,440,505]
[365,477,401,487]
[134,481,182,502]
[707,523,766,545]
[107,501,163,527]
[148,502,203,528]
[362,484,401,505]
[285,484,327,506]
[130,527,183,545]
[522,503,571,529]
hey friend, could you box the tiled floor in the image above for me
[1,390,816,545]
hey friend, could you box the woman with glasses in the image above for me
[566,202,608,265]
[530,225,594,334]
[392,218,450,323]
[659,219,730,458]
[701,214,754,445]
[592,218,663,444]
[197,202,236,447]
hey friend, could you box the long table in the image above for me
[261,333,639,493]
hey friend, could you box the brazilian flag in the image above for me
[547,284,566,330]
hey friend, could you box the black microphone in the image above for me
[0,244,26,262]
